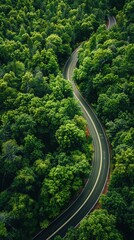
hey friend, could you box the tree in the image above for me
[3,71,18,89]
[11,167,36,194]
[100,191,127,224]
[0,80,18,111]
[56,121,85,150]
[96,93,129,122]
[57,227,78,240]
[11,112,36,141]
[78,209,123,240]
[8,193,37,238]
[46,34,62,56]
[60,98,81,120]
[41,165,73,214]
[12,60,25,77]
[110,148,134,188]
[1,0,133,239]
[21,71,34,93]
[34,157,51,178]
[23,134,45,162]
[124,0,134,22]
[49,75,73,100]
[0,221,7,238]
[0,139,23,179]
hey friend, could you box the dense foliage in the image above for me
[70,0,133,239]
[0,0,133,240]
[0,0,105,239]
[55,209,123,240]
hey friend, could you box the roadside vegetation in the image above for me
[0,0,107,239]
[56,0,133,240]
[0,0,133,240]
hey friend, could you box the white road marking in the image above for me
[46,51,103,240]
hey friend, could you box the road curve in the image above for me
[33,17,116,240]
[107,16,116,29]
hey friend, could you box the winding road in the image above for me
[33,16,116,240]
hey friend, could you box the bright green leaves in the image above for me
[92,48,113,71]
[24,134,45,161]
[12,60,25,77]
[58,209,123,240]
[56,121,86,150]
[100,191,127,224]
[70,150,90,178]
[77,209,123,240]
[0,63,91,239]
[96,92,129,121]
[41,151,90,218]
[49,75,73,100]
[12,167,36,193]
[0,221,7,238]
[46,34,62,53]
[44,165,72,195]
[46,33,72,65]
[0,39,17,63]
[70,2,134,240]
[8,193,37,238]
[112,148,134,187]
[0,0,102,239]
[3,71,18,89]
[11,113,36,140]
[0,79,18,111]
[34,158,51,177]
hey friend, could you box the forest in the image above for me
[0,0,133,240]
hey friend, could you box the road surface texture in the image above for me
[33,16,116,240]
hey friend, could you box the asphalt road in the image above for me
[33,16,116,240]
[107,16,116,29]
